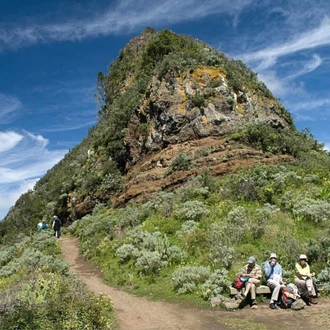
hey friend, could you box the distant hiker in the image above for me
[264,253,285,309]
[52,215,61,239]
[37,220,48,231]
[294,254,318,305]
[237,256,262,308]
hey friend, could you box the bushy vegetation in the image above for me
[67,152,330,305]
[0,230,114,329]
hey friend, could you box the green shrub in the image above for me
[168,151,192,174]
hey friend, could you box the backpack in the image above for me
[232,277,246,290]
[280,284,300,309]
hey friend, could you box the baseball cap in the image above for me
[248,256,256,264]
[299,254,307,260]
[269,253,277,259]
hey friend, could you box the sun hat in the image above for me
[248,256,256,264]
[299,254,308,260]
[269,253,277,259]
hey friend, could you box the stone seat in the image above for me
[230,285,271,296]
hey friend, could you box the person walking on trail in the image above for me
[52,215,61,238]
[238,256,262,308]
[264,253,285,309]
[294,254,318,305]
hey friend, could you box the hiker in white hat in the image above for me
[264,253,285,309]
[294,254,318,305]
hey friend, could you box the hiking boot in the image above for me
[251,301,258,309]
[269,303,276,309]
[310,298,318,304]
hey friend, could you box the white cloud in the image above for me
[285,54,323,80]
[288,98,330,112]
[0,93,22,123]
[0,131,23,153]
[0,130,67,219]
[0,0,253,51]
[242,16,330,66]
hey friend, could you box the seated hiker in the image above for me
[238,256,262,307]
[264,253,285,309]
[37,220,47,231]
[294,254,318,305]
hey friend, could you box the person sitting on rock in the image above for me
[238,256,262,308]
[264,253,285,309]
[294,254,318,305]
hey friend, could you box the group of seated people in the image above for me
[237,253,318,309]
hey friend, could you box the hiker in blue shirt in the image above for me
[264,253,285,309]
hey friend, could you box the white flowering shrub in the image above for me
[293,198,330,223]
[116,230,185,274]
[272,170,302,191]
[172,266,229,299]
[224,206,250,244]
[144,192,175,217]
[172,266,211,294]
[135,251,166,275]
[175,200,210,221]
[179,220,200,234]
[118,205,143,228]
[116,244,140,261]
[200,269,230,300]
[251,203,279,239]
[0,246,15,267]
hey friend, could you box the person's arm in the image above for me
[52,221,54,229]
[264,262,271,279]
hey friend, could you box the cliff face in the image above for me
[111,41,292,206]
[125,66,288,167]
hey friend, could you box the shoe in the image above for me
[269,303,276,309]
[251,301,258,309]
[310,298,318,304]
[239,294,246,300]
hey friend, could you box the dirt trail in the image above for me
[60,236,330,330]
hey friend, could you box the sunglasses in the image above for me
[300,259,307,261]
[270,257,277,260]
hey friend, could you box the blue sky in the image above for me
[1,0,330,220]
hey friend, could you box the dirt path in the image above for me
[60,236,330,330]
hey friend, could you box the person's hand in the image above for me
[311,272,315,277]
[270,261,275,266]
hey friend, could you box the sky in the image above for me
[1,0,330,220]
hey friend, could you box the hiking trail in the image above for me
[60,236,330,330]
